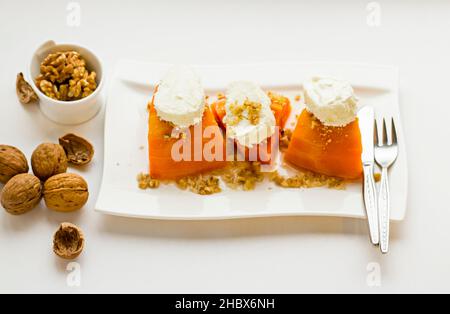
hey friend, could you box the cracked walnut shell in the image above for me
[1,174,42,215]
[16,73,39,104]
[31,143,68,181]
[0,145,29,184]
[53,223,85,260]
[59,134,94,166]
[43,173,88,212]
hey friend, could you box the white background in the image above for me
[0,0,449,294]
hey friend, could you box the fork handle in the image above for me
[379,167,390,254]
[363,164,379,245]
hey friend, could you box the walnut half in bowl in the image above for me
[28,41,104,125]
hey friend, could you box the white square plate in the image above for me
[95,60,407,221]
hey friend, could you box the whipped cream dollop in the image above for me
[223,81,276,148]
[153,66,206,128]
[303,77,359,127]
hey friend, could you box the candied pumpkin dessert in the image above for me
[285,77,363,179]
[148,67,227,180]
[210,83,291,164]
[148,103,226,180]
[284,110,362,179]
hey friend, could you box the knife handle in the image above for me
[363,164,379,245]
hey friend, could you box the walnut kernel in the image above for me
[176,175,221,195]
[269,171,346,190]
[221,162,264,191]
[35,51,97,101]
[137,173,160,189]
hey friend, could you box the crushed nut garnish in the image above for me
[176,175,221,195]
[295,95,301,102]
[228,100,262,126]
[137,173,161,189]
[138,172,221,195]
[268,91,288,107]
[269,171,346,190]
[35,51,97,101]
[217,93,226,100]
[280,129,293,152]
[221,162,264,191]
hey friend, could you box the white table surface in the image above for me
[1,0,449,294]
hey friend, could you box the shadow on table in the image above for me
[98,214,405,241]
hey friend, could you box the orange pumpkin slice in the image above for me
[148,98,226,180]
[284,109,363,179]
[268,92,292,130]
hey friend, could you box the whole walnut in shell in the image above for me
[53,222,85,260]
[43,173,88,212]
[0,145,29,184]
[1,173,42,215]
[31,143,68,181]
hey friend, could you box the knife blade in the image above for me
[358,106,379,245]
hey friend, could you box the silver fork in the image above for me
[374,118,399,254]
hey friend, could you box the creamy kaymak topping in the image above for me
[223,81,276,148]
[153,66,206,128]
[303,77,359,127]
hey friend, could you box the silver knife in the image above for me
[358,106,379,245]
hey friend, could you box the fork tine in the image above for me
[391,118,398,145]
[374,119,379,146]
[382,118,388,145]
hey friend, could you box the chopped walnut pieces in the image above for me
[295,95,301,102]
[138,172,221,195]
[279,129,293,152]
[39,80,59,99]
[35,51,97,101]
[269,171,346,190]
[137,158,348,194]
[137,173,161,189]
[268,91,288,109]
[176,175,221,195]
[221,162,264,191]
[228,100,262,126]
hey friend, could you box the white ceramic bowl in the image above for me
[28,40,104,125]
